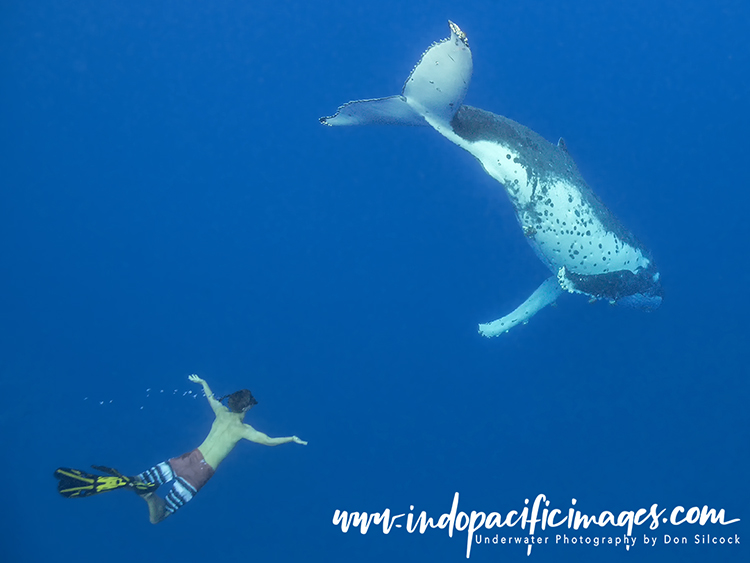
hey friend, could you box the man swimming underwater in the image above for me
[55,374,307,523]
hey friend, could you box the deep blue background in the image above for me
[1,1,748,562]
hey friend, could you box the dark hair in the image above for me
[218,389,257,413]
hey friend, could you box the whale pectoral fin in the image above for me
[320,95,428,127]
[478,276,564,337]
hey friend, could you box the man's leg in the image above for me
[141,492,169,524]
[134,461,175,524]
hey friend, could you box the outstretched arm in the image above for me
[244,424,307,446]
[188,374,225,415]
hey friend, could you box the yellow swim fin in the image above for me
[54,466,156,498]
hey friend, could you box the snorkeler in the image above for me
[55,374,307,523]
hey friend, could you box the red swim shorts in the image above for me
[168,449,215,491]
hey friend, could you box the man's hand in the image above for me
[188,374,221,413]
[292,436,308,445]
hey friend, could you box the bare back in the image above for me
[188,375,306,472]
[197,409,248,469]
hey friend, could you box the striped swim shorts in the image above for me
[137,449,215,515]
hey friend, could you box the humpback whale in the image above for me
[321,22,662,336]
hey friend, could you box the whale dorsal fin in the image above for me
[557,137,569,154]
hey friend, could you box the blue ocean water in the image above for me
[1,1,748,561]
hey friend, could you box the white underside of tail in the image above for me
[321,22,471,128]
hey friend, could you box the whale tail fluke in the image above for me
[320,22,472,128]
[319,95,426,127]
